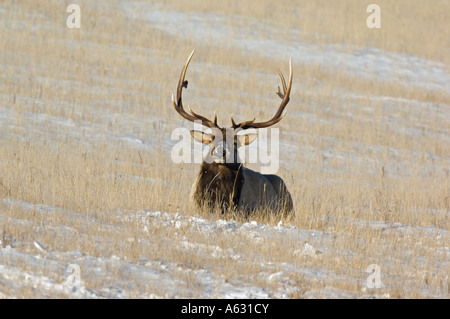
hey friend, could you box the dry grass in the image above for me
[0,0,448,298]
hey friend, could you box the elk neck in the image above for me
[195,161,245,211]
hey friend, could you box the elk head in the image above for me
[172,50,292,168]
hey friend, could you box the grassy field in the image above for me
[0,0,448,298]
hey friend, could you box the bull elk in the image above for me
[172,50,293,215]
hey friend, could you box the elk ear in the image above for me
[237,133,257,146]
[190,130,214,144]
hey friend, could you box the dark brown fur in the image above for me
[192,162,244,214]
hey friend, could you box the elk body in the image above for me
[173,51,293,215]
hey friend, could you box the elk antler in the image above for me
[231,59,292,130]
[172,50,219,128]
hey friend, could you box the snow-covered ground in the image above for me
[3,198,447,298]
[121,1,449,92]
[0,198,325,298]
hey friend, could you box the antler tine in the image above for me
[231,115,256,130]
[231,115,237,128]
[213,111,218,127]
[232,59,292,130]
[173,50,220,128]
[188,106,219,127]
[276,65,287,98]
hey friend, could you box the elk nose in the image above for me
[215,145,226,157]
[214,143,231,158]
